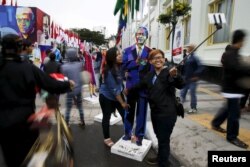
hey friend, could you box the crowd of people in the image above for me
[0,28,249,167]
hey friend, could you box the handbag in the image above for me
[23,97,74,167]
[175,97,184,118]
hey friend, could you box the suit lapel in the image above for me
[132,47,137,60]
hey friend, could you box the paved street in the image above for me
[1,82,250,167]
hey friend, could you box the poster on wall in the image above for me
[0,6,37,42]
[0,6,52,47]
[172,23,183,64]
[36,8,51,46]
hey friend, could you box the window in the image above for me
[183,16,191,45]
[208,0,233,44]
[180,0,192,4]
[165,27,171,50]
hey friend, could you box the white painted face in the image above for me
[43,16,49,39]
[135,28,147,45]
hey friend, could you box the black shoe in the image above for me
[136,137,143,146]
[79,121,86,129]
[227,138,248,149]
[146,157,158,165]
[122,134,131,141]
[212,126,226,133]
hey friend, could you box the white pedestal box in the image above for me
[111,137,152,161]
[83,96,99,104]
[94,112,122,125]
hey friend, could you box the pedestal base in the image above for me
[83,96,99,104]
[94,113,122,125]
[111,137,152,162]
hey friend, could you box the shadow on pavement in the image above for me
[71,122,153,167]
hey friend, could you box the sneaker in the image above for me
[188,108,197,114]
[146,157,158,165]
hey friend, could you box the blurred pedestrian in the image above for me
[44,52,61,75]
[21,39,33,63]
[99,47,129,147]
[0,34,74,167]
[32,42,42,67]
[180,44,204,114]
[61,48,85,128]
[92,47,102,91]
[211,29,249,149]
[51,42,62,63]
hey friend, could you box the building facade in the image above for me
[122,0,250,69]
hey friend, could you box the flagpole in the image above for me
[170,0,176,64]
[156,0,161,48]
[147,2,150,46]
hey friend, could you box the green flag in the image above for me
[131,0,134,19]
[135,0,140,11]
[114,0,124,16]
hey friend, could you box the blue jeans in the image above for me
[180,81,197,109]
[124,93,148,138]
[65,92,84,124]
[211,98,240,140]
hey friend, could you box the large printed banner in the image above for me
[0,6,80,48]
[172,23,183,64]
[0,6,51,45]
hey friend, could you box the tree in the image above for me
[72,28,106,45]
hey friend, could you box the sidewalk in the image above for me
[146,81,250,167]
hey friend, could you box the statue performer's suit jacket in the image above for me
[122,44,152,139]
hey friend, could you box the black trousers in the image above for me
[240,89,250,108]
[151,113,177,167]
[211,98,240,140]
[0,122,38,167]
[99,94,125,139]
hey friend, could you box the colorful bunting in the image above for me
[1,0,6,5]
[114,0,141,45]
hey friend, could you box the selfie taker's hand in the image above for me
[169,67,178,77]
[121,102,130,110]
